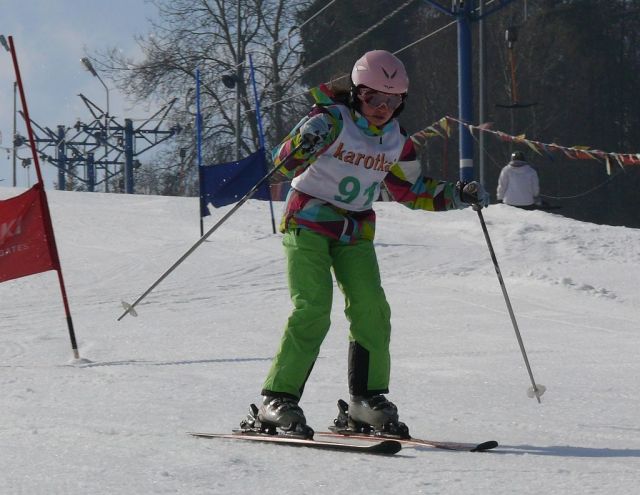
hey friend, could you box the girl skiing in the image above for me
[251,50,489,437]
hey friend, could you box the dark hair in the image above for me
[326,75,353,107]
[511,151,526,161]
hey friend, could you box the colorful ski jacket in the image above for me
[273,84,464,244]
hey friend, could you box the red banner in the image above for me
[0,184,58,283]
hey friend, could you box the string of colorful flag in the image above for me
[410,116,640,174]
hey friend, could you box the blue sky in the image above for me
[1,0,160,188]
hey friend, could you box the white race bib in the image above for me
[292,106,405,211]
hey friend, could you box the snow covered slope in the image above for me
[1,187,639,494]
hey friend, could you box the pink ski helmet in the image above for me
[351,50,409,94]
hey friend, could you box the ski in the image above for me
[316,431,498,452]
[189,431,402,455]
[324,399,497,452]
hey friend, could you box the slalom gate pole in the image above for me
[473,204,545,403]
[9,36,81,359]
[118,145,301,321]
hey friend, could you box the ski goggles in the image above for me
[357,88,404,110]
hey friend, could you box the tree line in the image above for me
[94,0,640,228]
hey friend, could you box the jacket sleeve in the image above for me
[496,168,508,201]
[531,168,540,197]
[383,136,463,211]
[272,106,341,179]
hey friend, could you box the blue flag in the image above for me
[200,149,271,216]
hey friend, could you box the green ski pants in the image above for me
[262,229,392,399]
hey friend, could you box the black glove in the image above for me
[299,114,330,154]
[457,181,490,208]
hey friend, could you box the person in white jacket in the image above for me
[496,151,540,209]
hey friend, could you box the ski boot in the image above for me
[239,396,314,439]
[330,397,410,439]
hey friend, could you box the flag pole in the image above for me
[249,53,276,234]
[8,36,80,360]
[196,67,205,237]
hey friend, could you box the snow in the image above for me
[1,186,639,494]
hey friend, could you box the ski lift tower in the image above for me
[22,95,180,193]
[421,0,519,182]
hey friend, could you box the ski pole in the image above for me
[473,204,546,403]
[118,144,301,321]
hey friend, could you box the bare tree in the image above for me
[91,0,312,195]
